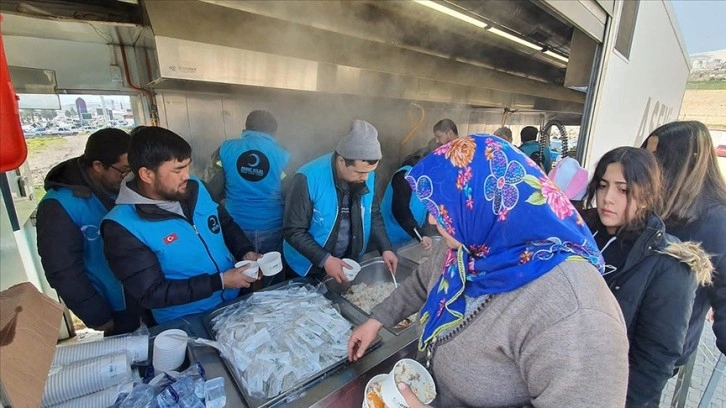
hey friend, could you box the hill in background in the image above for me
[680,49,726,130]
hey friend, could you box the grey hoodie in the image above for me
[116,174,185,218]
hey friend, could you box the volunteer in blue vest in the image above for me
[283,120,398,283]
[519,126,553,173]
[381,119,459,249]
[37,128,144,335]
[101,127,261,324]
[204,110,289,286]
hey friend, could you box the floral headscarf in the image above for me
[407,134,603,351]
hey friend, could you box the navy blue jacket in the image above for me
[37,158,143,334]
[668,202,726,365]
[101,178,254,323]
[587,212,711,407]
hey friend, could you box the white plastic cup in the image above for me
[380,359,436,407]
[153,329,188,373]
[258,251,283,276]
[342,258,361,281]
[42,351,131,406]
[363,373,388,408]
[52,334,149,366]
[235,260,260,279]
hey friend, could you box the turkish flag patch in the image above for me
[163,233,178,245]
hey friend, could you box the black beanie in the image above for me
[82,128,130,166]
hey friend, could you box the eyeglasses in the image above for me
[108,165,130,177]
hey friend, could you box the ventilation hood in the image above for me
[142,1,585,113]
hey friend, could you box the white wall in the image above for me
[585,0,690,168]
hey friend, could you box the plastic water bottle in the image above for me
[204,377,226,408]
[119,384,155,408]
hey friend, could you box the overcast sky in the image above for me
[672,0,726,54]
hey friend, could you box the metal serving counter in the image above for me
[149,243,429,407]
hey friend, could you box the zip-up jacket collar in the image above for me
[116,177,200,221]
[44,157,116,210]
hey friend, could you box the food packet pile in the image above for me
[211,285,351,399]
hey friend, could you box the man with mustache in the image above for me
[102,127,260,324]
[284,120,397,283]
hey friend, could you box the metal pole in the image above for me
[100,95,108,125]
[698,353,725,407]
[672,352,698,408]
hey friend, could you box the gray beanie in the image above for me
[335,120,382,161]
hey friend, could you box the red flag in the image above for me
[0,14,28,172]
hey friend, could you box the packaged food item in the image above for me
[210,285,352,399]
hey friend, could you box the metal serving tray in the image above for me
[324,257,420,335]
[202,278,380,408]
[396,236,442,265]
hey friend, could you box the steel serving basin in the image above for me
[324,257,420,336]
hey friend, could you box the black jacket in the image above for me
[586,212,712,407]
[668,202,726,365]
[36,157,143,334]
[101,178,254,311]
[283,158,392,275]
[389,152,437,241]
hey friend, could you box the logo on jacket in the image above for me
[163,233,178,245]
[80,225,100,241]
[237,149,270,182]
[207,215,221,234]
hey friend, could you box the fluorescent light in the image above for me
[544,50,569,63]
[487,27,541,51]
[411,0,568,63]
[412,0,486,28]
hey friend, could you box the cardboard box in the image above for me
[0,282,64,407]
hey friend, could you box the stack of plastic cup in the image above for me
[46,382,134,408]
[53,333,149,365]
[152,329,188,373]
[42,351,132,406]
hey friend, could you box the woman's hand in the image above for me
[348,318,383,362]
[397,383,432,408]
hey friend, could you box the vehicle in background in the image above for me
[716,145,726,158]
[23,129,42,138]
[51,127,79,136]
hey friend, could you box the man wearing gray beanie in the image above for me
[283,120,398,282]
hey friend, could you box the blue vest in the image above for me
[283,153,375,276]
[220,131,290,230]
[41,188,126,311]
[104,179,238,323]
[381,165,428,244]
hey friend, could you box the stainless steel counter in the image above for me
[150,246,429,407]
[174,299,419,408]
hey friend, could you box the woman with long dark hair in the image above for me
[642,120,726,368]
[348,135,630,407]
[583,146,712,407]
